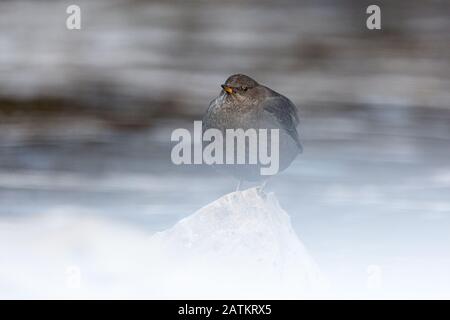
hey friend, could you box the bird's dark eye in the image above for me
[242,87,248,91]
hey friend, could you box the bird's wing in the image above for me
[206,96,219,114]
[260,95,302,152]
[202,97,219,131]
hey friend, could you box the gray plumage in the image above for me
[203,74,302,182]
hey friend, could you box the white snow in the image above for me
[152,188,324,298]
[0,188,324,299]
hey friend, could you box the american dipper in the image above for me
[203,74,302,190]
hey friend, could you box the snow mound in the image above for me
[152,188,324,298]
[0,188,324,299]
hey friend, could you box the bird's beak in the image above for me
[221,84,233,94]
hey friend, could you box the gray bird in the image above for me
[203,74,302,190]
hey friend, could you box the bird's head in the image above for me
[221,74,259,102]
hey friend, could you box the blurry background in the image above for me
[0,0,449,298]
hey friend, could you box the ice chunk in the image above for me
[152,187,324,299]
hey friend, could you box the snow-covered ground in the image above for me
[1,185,449,299]
[0,188,324,299]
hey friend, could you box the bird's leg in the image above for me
[236,179,242,192]
[257,180,268,195]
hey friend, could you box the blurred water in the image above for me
[1,0,450,118]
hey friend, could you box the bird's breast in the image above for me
[208,99,260,130]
